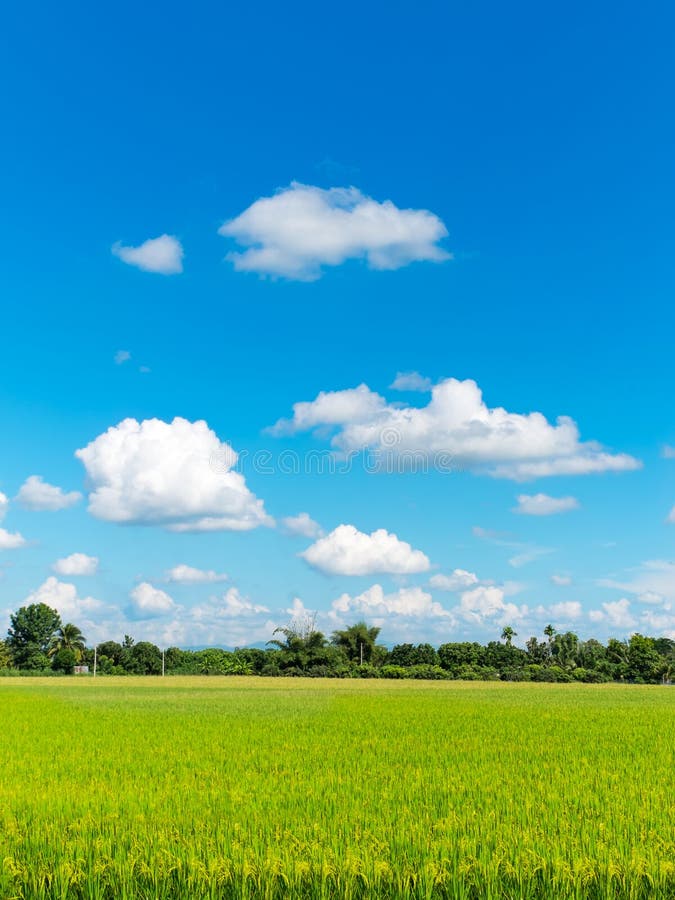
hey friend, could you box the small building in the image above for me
[73,665,89,675]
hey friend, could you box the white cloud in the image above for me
[17,476,82,511]
[458,585,528,626]
[130,582,176,617]
[165,564,228,584]
[75,417,271,532]
[219,182,449,280]
[281,513,324,539]
[112,234,183,275]
[588,598,636,630]
[207,586,269,617]
[52,553,99,576]
[25,576,105,622]
[513,493,580,516]
[300,524,430,576]
[598,560,675,605]
[429,569,479,591]
[551,574,572,586]
[0,492,8,521]
[548,601,583,620]
[271,377,640,481]
[508,546,553,568]
[390,371,432,392]
[661,445,675,459]
[114,350,131,365]
[0,528,26,550]
[332,584,451,619]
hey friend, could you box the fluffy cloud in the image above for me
[429,569,479,591]
[208,587,269,617]
[458,585,528,626]
[75,417,270,532]
[548,601,583,620]
[219,183,449,280]
[130,582,176,617]
[513,493,580,516]
[588,598,636,630]
[390,371,432,392]
[0,492,7,521]
[281,513,324,539]
[551,574,572,586]
[52,553,99,576]
[0,528,26,550]
[165,564,228,584]
[332,584,451,619]
[17,476,82,511]
[112,234,183,275]
[271,377,640,481]
[25,577,105,621]
[300,524,430,575]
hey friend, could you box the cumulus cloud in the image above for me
[52,553,99,576]
[513,493,580,516]
[25,577,105,621]
[458,585,528,626]
[209,586,269,617]
[130,582,176,617]
[17,476,82,511]
[271,377,640,481]
[588,598,636,630]
[429,569,479,591]
[165,564,228,584]
[75,417,271,532]
[281,513,324,539]
[112,234,183,275]
[0,492,8,521]
[218,182,449,280]
[0,528,26,550]
[548,600,583,620]
[114,350,131,365]
[390,371,432,392]
[332,584,451,619]
[300,524,430,576]
[551,574,572,586]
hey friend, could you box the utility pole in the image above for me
[360,642,363,666]
[162,649,165,677]
[93,645,97,678]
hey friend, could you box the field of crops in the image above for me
[0,678,672,899]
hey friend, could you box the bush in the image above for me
[51,648,76,674]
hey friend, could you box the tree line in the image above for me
[1,602,674,684]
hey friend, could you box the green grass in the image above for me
[0,678,673,899]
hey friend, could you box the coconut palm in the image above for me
[48,623,86,662]
[501,626,516,646]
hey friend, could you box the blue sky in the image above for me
[1,0,674,647]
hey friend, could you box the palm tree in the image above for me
[48,623,86,662]
[331,621,381,664]
[501,626,516,646]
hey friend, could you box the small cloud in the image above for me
[52,553,99,576]
[17,476,82,512]
[114,350,131,365]
[548,600,583,620]
[219,182,449,281]
[429,569,479,591]
[0,492,8,522]
[662,445,675,459]
[112,234,184,275]
[513,494,580,516]
[588,598,636,630]
[281,513,324,539]
[165,564,228,585]
[130,582,176,617]
[666,506,675,524]
[390,371,432,392]
[551,574,572,586]
[0,528,27,550]
[300,524,430,576]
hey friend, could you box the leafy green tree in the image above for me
[49,623,86,662]
[7,603,62,670]
[525,636,547,664]
[126,641,162,674]
[331,621,381,664]
[51,647,77,673]
[577,638,606,670]
[550,632,579,671]
[0,640,12,669]
[626,634,661,683]
[96,641,124,666]
[438,642,486,673]
[501,626,516,647]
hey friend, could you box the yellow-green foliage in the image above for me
[0,679,673,899]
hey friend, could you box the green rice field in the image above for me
[0,678,673,899]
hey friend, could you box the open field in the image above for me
[0,678,673,899]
